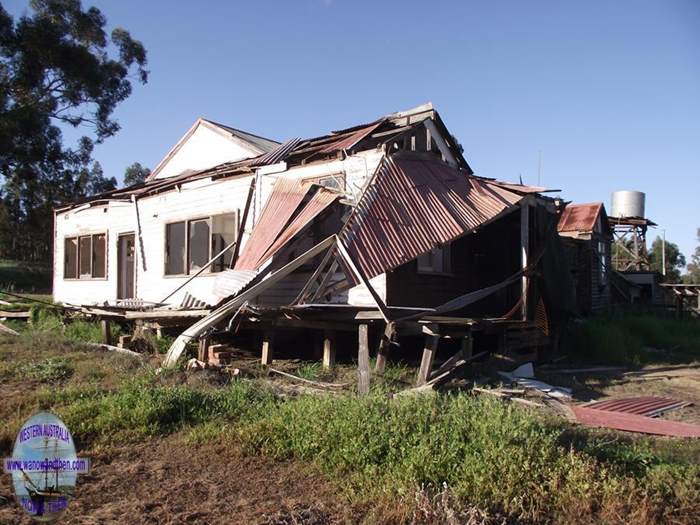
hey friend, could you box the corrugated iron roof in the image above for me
[339,152,525,279]
[235,179,338,271]
[319,120,384,153]
[251,138,302,167]
[571,405,700,437]
[585,396,691,418]
[557,202,603,233]
[235,179,310,270]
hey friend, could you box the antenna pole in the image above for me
[662,229,666,277]
[537,150,542,186]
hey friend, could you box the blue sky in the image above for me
[5,0,700,260]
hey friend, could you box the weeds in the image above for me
[17,357,74,382]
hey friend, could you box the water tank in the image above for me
[611,190,645,218]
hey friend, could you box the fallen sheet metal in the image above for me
[498,370,573,400]
[571,406,700,438]
[584,396,692,418]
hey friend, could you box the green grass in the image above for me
[1,320,699,524]
[27,371,695,524]
[573,314,700,365]
[0,259,52,293]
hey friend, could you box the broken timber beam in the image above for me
[375,322,395,374]
[416,325,440,386]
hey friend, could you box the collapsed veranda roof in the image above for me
[339,151,543,280]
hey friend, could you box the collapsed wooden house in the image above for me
[53,103,577,384]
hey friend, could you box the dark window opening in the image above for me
[64,238,78,279]
[92,234,106,278]
[165,212,237,276]
[189,219,210,272]
[165,221,186,275]
[211,213,237,272]
[64,233,107,279]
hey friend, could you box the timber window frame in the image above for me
[164,211,239,276]
[63,233,107,280]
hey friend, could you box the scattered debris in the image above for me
[82,342,144,359]
[584,396,692,418]
[471,387,545,408]
[498,363,573,400]
[570,405,700,438]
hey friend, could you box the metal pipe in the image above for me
[662,229,666,277]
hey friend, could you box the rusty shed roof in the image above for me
[557,202,605,234]
[339,151,529,279]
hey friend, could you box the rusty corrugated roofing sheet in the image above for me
[339,152,525,279]
[261,189,338,259]
[319,120,383,154]
[585,396,691,417]
[235,179,310,270]
[252,138,302,167]
[557,202,603,233]
[235,179,338,271]
[571,405,700,437]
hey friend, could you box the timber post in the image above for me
[261,330,275,366]
[358,324,370,395]
[461,331,473,359]
[375,322,395,374]
[416,324,440,386]
[100,319,112,346]
[322,329,336,369]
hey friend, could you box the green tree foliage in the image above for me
[123,161,151,187]
[648,235,686,283]
[685,228,700,284]
[0,0,147,262]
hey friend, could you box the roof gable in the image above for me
[147,118,278,181]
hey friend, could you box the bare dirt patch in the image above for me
[0,435,361,525]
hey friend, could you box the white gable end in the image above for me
[153,123,257,180]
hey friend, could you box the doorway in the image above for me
[117,233,136,299]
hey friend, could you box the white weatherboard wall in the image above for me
[53,150,387,307]
[54,175,255,306]
[153,124,257,180]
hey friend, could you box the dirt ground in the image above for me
[0,435,362,525]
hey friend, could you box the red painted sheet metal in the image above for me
[585,396,691,417]
[319,121,383,154]
[235,179,309,270]
[259,188,339,265]
[340,153,524,279]
[557,202,603,233]
[571,406,700,438]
